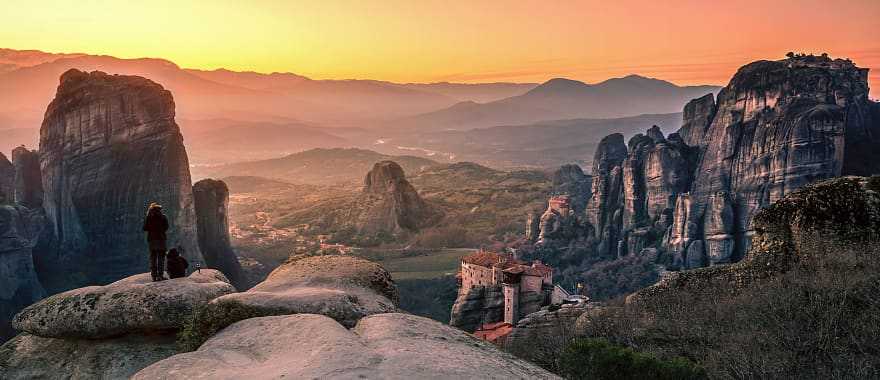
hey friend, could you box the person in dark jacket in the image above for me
[143,202,169,281]
[166,247,189,279]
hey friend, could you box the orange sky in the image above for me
[1,0,878,94]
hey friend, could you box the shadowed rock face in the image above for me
[0,206,45,342]
[582,55,880,268]
[11,147,42,209]
[37,69,202,291]
[551,164,592,212]
[357,160,435,235]
[193,179,244,289]
[669,55,880,266]
[0,153,12,205]
[585,133,627,257]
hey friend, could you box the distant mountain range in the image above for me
[0,48,536,132]
[399,76,720,130]
[373,113,684,169]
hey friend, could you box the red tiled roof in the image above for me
[461,251,523,269]
[474,322,513,343]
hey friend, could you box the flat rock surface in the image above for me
[13,270,234,339]
[209,255,398,327]
[0,332,178,380]
[134,313,559,380]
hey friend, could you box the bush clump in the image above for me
[558,338,706,380]
[177,301,288,352]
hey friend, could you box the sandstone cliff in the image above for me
[583,55,880,269]
[193,179,245,289]
[37,69,203,291]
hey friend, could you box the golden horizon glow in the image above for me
[1,0,878,92]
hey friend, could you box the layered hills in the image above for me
[401,75,719,130]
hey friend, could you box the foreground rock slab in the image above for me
[0,333,177,380]
[208,255,399,327]
[13,270,234,339]
[134,313,559,380]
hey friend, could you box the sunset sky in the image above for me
[1,0,878,91]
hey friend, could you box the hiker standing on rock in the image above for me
[143,202,169,281]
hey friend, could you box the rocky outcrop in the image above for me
[0,206,45,342]
[504,303,591,363]
[0,333,178,380]
[11,147,41,208]
[663,55,880,267]
[193,179,245,289]
[449,285,505,332]
[579,55,880,269]
[37,69,203,291]
[133,313,559,380]
[13,270,234,339]
[585,134,627,257]
[630,176,880,306]
[1,270,233,379]
[204,255,399,328]
[551,164,592,212]
[356,160,436,236]
[677,93,716,147]
[0,153,11,205]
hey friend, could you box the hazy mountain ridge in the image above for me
[194,148,440,185]
[402,75,720,130]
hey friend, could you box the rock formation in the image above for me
[37,69,203,291]
[551,164,592,212]
[504,303,591,364]
[133,313,559,379]
[0,206,45,342]
[356,160,436,236]
[11,147,42,209]
[585,134,627,257]
[0,153,12,205]
[204,255,399,328]
[449,285,505,332]
[193,179,245,289]
[579,54,880,268]
[1,270,233,379]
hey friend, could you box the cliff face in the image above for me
[193,178,245,289]
[0,205,45,341]
[357,161,436,236]
[11,147,42,209]
[38,69,202,291]
[0,153,12,205]
[551,164,592,213]
[668,55,880,267]
[582,55,880,269]
[585,134,627,257]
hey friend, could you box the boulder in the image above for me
[133,313,559,379]
[13,270,234,339]
[206,255,399,328]
[38,69,203,291]
[192,179,245,289]
[0,333,177,380]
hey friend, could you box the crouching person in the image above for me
[167,247,189,279]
